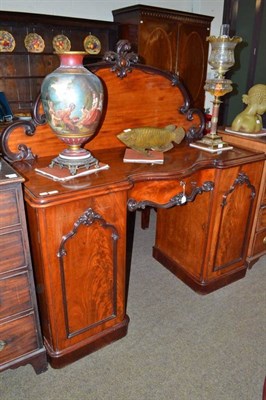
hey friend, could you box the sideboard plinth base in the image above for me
[153,247,247,295]
[45,316,130,369]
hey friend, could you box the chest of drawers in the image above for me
[0,158,47,374]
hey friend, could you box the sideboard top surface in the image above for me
[13,144,265,207]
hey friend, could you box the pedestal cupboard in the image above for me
[113,5,213,109]
[24,169,131,369]
[0,158,47,374]
[154,161,264,293]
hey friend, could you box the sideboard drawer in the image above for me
[0,313,39,365]
[252,229,266,255]
[128,169,215,205]
[0,272,32,319]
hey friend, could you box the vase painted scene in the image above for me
[41,52,103,173]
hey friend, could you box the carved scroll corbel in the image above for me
[0,119,37,162]
[0,92,47,163]
[127,180,214,212]
[185,108,205,141]
[32,92,47,126]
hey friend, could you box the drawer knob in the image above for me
[263,236,266,245]
[0,340,6,351]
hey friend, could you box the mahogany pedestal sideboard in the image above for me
[8,145,264,368]
[0,158,47,374]
[219,129,266,267]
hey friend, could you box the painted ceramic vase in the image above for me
[41,51,103,174]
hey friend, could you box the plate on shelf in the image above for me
[24,33,45,53]
[0,31,16,52]
[83,34,101,55]
[53,34,71,52]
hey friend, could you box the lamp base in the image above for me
[189,133,233,153]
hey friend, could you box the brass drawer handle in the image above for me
[263,236,266,245]
[127,180,214,211]
[0,340,7,351]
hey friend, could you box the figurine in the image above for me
[117,125,185,154]
[231,84,266,133]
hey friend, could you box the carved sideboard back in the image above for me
[89,65,203,151]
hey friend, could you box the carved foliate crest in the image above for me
[103,40,139,78]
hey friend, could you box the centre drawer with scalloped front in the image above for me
[128,169,215,209]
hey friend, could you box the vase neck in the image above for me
[59,52,86,67]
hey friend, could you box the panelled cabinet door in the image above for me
[219,130,266,266]
[206,165,260,276]
[57,208,121,339]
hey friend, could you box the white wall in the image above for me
[0,0,224,110]
[0,1,223,29]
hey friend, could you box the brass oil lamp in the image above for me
[190,24,242,152]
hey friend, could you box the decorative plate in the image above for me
[0,31,16,52]
[83,34,101,55]
[24,33,45,53]
[52,34,71,52]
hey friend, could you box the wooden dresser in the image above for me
[113,5,213,109]
[220,129,266,267]
[0,158,47,374]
